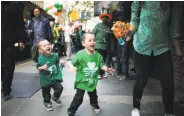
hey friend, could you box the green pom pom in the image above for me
[45,7,49,12]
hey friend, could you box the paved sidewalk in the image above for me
[1,60,184,116]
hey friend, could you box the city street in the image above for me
[1,58,184,116]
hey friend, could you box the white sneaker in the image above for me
[131,108,140,116]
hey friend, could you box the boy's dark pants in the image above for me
[42,81,63,104]
[133,50,174,114]
[68,89,98,114]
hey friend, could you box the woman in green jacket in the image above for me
[127,2,184,116]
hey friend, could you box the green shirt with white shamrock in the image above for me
[72,50,104,92]
[37,53,63,87]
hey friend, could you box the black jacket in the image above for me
[1,1,26,48]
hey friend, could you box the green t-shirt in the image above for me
[72,50,104,92]
[92,23,111,50]
[37,53,63,87]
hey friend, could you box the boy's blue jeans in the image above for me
[133,50,174,114]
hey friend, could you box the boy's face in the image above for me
[82,34,96,53]
[102,16,109,23]
[38,40,52,56]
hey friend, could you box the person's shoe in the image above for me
[116,74,121,79]
[119,75,129,80]
[98,75,103,80]
[165,114,175,116]
[103,73,108,79]
[67,111,74,116]
[1,93,11,101]
[44,103,53,111]
[131,108,140,116]
[52,95,61,105]
[130,68,136,73]
[91,104,101,113]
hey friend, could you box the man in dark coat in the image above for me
[1,1,26,101]
[28,7,53,46]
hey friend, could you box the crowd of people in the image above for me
[1,1,184,116]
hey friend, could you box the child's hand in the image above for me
[38,64,47,70]
[59,60,65,67]
[107,68,115,75]
[69,67,76,72]
[67,61,76,72]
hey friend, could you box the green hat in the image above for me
[99,5,112,21]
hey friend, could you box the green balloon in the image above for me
[45,7,49,12]
[58,4,63,9]
[57,7,62,12]
[54,3,59,8]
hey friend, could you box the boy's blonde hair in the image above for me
[37,39,47,49]
[82,32,95,41]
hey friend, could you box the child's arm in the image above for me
[37,64,47,71]
[67,61,76,72]
[100,66,115,75]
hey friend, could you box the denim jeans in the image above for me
[133,50,174,114]
[117,43,129,76]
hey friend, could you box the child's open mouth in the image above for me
[90,45,95,48]
[47,48,51,52]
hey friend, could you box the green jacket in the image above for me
[130,1,182,56]
[93,23,111,50]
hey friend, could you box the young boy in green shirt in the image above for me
[67,33,115,116]
[36,40,64,111]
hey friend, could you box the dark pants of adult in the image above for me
[42,81,63,104]
[68,89,98,114]
[127,40,136,72]
[1,46,16,95]
[96,49,108,76]
[117,43,129,77]
[106,38,116,68]
[133,50,174,114]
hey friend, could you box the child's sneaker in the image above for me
[91,104,101,113]
[131,108,140,116]
[44,103,53,111]
[52,95,61,105]
[67,111,74,116]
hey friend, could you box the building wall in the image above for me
[173,3,184,89]
[171,42,184,89]
[30,1,44,9]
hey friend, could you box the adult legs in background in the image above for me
[95,49,108,79]
[65,42,72,60]
[118,43,129,80]
[2,46,16,101]
[132,50,174,115]
[155,51,174,114]
[133,50,150,110]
